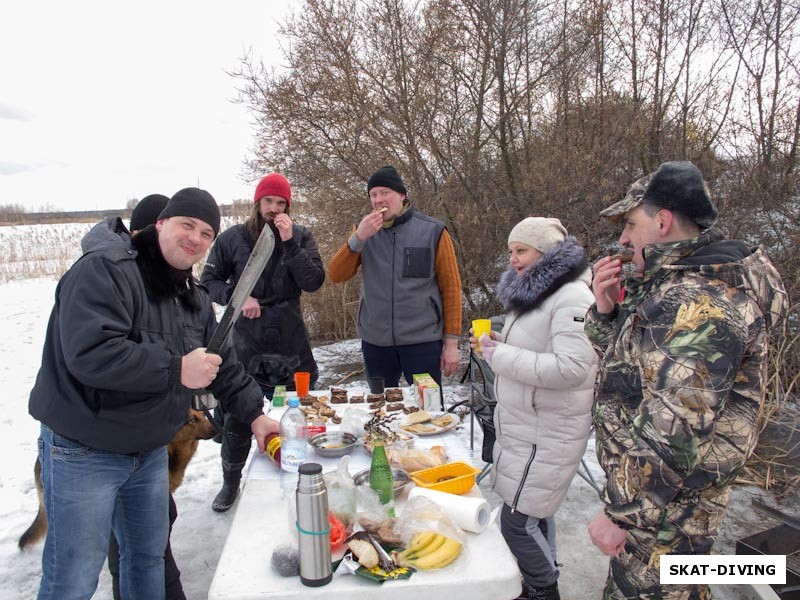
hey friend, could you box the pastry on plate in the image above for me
[430,414,454,428]
[406,410,431,425]
[401,423,438,434]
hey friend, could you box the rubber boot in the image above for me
[212,418,251,512]
[212,469,242,512]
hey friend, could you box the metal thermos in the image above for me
[295,463,332,587]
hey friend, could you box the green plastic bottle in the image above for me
[369,439,395,517]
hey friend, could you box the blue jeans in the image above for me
[37,425,169,600]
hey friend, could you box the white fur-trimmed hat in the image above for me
[508,217,568,253]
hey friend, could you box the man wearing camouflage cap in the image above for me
[584,161,787,599]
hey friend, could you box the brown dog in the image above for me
[18,408,216,550]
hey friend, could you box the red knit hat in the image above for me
[254,173,292,205]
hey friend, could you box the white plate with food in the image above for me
[399,410,460,436]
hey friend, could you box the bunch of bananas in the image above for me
[392,530,462,570]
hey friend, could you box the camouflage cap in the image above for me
[599,174,651,222]
[640,161,717,230]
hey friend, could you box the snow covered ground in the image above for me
[0,272,795,599]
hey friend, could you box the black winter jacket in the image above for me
[28,223,264,453]
[200,223,324,390]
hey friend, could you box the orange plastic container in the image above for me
[408,461,480,495]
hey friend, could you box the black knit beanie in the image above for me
[641,161,718,230]
[158,188,221,237]
[130,194,169,231]
[367,165,407,195]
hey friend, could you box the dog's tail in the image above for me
[18,458,48,550]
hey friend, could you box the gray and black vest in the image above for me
[357,206,445,347]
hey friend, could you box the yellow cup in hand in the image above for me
[472,319,492,352]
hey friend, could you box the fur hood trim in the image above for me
[497,236,588,315]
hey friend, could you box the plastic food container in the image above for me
[408,461,480,495]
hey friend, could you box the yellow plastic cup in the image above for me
[472,319,492,352]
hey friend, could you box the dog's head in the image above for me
[171,408,216,445]
[185,408,216,440]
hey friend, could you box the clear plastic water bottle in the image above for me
[280,397,307,473]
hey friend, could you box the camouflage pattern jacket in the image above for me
[585,229,787,534]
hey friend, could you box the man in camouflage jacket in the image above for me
[585,162,787,599]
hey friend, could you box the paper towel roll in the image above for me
[408,486,491,533]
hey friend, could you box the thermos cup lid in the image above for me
[299,463,322,475]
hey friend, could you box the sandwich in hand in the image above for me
[611,251,633,264]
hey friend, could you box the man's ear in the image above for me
[657,209,674,237]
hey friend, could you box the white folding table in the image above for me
[208,391,522,600]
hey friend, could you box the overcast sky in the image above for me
[0,0,298,213]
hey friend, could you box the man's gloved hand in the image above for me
[478,334,497,365]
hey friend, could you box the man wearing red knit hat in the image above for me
[201,173,324,511]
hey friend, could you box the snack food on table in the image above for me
[356,517,403,546]
[388,445,447,473]
[330,388,348,403]
[366,393,385,403]
[386,402,404,412]
[369,401,385,411]
[402,405,420,414]
[385,388,404,402]
[430,414,454,428]
[300,400,338,424]
[406,410,431,425]
[313,400,336,417]
[349,394,365,404]
[299,395,314,406]
[348,538,379,569]
[402,423,438,435]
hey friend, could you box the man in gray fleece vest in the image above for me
[328,166,463,391]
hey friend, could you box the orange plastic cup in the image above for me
[294,371,311,397]
[472,319,492,352]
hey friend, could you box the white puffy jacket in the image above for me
[489,238,597,518]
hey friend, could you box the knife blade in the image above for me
[192,224,276,411]
[206,224,276,354]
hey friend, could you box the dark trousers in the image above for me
[108,493,185,600]
[361,339,443,388]
[217,374,318,474]
[500,503,559,589]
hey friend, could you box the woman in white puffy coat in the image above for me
[474,217,597,600]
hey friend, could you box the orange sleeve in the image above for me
[328,236,362,283]
[435,229,463,337]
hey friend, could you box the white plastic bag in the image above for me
[339,407,372,439]
[323,455,357,527]
[395,496,465,545]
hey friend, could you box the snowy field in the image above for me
[0,223,795,599]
